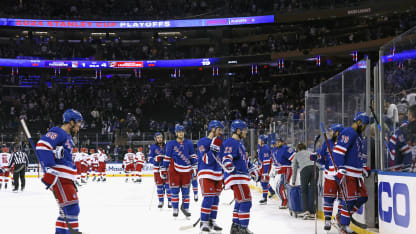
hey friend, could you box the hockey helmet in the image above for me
[127,148,133,153]
[353,112,370,125]
[2,147,8,153]
[89,149,95,154]
[329,123,344,133]
[175,125,185,133]
[63,109,83,123]
[154,132,163,140]
[72,148,78,153]
[208,120,224,131]
[259,134,268,143]
[231,120,247,133]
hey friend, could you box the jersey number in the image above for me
[46,132,57,140]
[224,147,232,154]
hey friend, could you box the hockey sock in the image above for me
[323,197,336,218]
[210,196,220,220]
[201,196,214,222]
[56,204,79,234]
[157,185,165,202]
[339,200,356,225]
[233,201,240,224]
[165,183,172,202]
[192,178,198,195]
[261,182,269,199]
[170,187,180,209]
[139,172,142,179]
[181,186,190,210]
[238,201,252,228]
[278,176,287,205]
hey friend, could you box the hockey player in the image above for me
[80,148,89,183]
[197,120,224,233]
[333,112,370,234]
[273,137,296,209]
[160,125,197,218]
[221,120,259,234]
[97,148,108,182]
[311,123,343,230]
[134,147,145,183]
[123,148,135,182]
[388,105,415,171]
[149,132,172,209]
[72,148,83,186]
[257,135,272,205]
[0,147,11,189]
[35,109,83,233]
[90,149,99,181]
[149,133,172,208]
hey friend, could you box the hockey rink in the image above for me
[0,177,336,234]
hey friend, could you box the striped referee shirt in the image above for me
[8,151,29,168]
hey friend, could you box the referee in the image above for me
[8,145,29,192]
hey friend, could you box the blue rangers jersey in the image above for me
[258,144,271,175]
[197,137,223,181]
[148,144,165,172]
[388,121,413,169]
[333,127,366,177]
[271,146,279,171]
[163,139,197,173]
[273,145,296,169]
[35,127,77,181]
[316,139,336,180]
[221,138,254,189]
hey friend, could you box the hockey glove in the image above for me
[223,163,235,174]
[160,167,168,180]
[54,146,65,160]
[210,137,223,153]
[41,168,59,190]
[250,169,259,182]
[334,168,346,185]
[362,166,371,178]
[310,152,320,162]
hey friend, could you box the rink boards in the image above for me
[378,171,416,234]
[24,163,155,177]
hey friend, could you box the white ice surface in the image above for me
[0,178,340,234]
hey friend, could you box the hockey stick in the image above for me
[20,119,82,234]
[320,123,367,229]
[179,217,200,231]
[312,134,320,234]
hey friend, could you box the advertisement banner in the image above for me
[25,163,154,177]
[378,171,415,234]
[0,15,274,29]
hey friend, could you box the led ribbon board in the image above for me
[0,58,219,68]
[0,15,274,29]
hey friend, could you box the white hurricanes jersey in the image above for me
[73,153,83,163]
[80,152,89,166]
[90,153,99,165]
[0,153,11,168]
[98,151,108,163]
[124,153,135,165]
[135,152,145,164]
